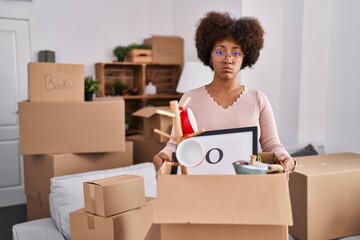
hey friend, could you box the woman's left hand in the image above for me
[277,154,296,173]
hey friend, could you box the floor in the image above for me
[0,204,27,240]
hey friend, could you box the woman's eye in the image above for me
[232,51,242,56]
[214,50,225,55]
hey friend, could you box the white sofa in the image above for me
[13,162,157,240]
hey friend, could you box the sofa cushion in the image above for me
[290,144,319,157]
[49,162,157,240]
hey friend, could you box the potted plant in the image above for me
[113,45,128,62]
[84,75,100,101]
[113,80,124,96]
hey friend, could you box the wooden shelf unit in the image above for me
[95,62,183,134]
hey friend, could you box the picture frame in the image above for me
[184,126,258,175]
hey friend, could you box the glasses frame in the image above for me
[211,50,245,63]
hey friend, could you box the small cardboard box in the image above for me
[155,152,293,240]
[83,174,146,217]
[132,106,172,143]
[26,196,50,221]
[143,35,184,66]
[125,49,152,63]
[70,198,155,240]
[23,141,133,204]
[18,98,125,154]
[28,62,84,102]
[126,134,167,164]
[289,152,360,240]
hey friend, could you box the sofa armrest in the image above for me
[12,218,65,240]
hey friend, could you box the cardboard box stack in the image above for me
[70,174,157,240]
[154,153,293,240]
[127,106,170,164]
[19,62,130,220]
[289,152,360,240]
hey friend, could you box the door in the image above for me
[0,17,31,207]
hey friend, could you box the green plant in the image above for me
[113,45,128,58]
[126,43,151,51]
[113,43,151,58]
[84,75,100,93]
[113,80,124,95]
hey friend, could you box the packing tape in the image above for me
[87,215,95,230]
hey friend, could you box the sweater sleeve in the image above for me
[258,91,290,157]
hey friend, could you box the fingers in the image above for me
[153,152,172,170]
[277,154,296,173]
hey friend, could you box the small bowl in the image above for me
[176,138,204,167]
[232,160,269,174]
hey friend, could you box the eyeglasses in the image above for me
[211,50,245,63]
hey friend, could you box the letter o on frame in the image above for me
[205,148,224,164]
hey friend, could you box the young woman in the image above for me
[153,11,296,173]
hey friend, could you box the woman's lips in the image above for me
[222,67,232,73]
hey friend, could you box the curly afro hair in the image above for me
[195,11,265,70]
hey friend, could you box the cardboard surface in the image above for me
[160,224,288,240]
[155,173,292,239]
[132,106,172,143]
[289,152,360,240]
[155,174,292,225]
[143,35,184,66]
[83,174,146,217]
[70,198,155,240]
[126,134,166,164]
[26,196,50,221]
[28,62,84,102]
[23,141,133,204]
[18,98,125,154]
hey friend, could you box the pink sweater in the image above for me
[161,86,290,158]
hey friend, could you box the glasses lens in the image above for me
[212,50,244,62]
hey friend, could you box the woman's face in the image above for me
[210,39,244,81]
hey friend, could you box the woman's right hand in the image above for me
[153,152,172,170]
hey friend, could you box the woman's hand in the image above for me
[153,152,172,170]
[277,154,296,173]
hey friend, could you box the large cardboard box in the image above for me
[18,98,125,154]
[23,141,133,204]
[126,134,166,164]
[26,196,50,221]
[28,62,84,102]
[143,35,184,66]
[70,198,155,240]
[83,174,146,217]
[155,172,293,239]
[132,107,172,143]
[289,152,360,240]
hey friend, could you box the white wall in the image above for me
[325,0,360,153]
[1,0,359,153]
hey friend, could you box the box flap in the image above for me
[294,153,360,176]
[86,174,140,186]
[155,175,293,226]
[132,106,171,118]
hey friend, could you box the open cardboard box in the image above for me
[155,153,293,240]
[132,106,172,143]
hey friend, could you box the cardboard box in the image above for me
[18,98,125,154]
[28,62,84,102]
[289,152,360,240]
[26,196,50,221]
[132,106,172,143]
[125,49,152,63]
[126,134,166,164]
[143,35,184,66]
[155,173,292,240]
[70,198,155,240]
[23,141,133,204]
[83,174,146,217]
